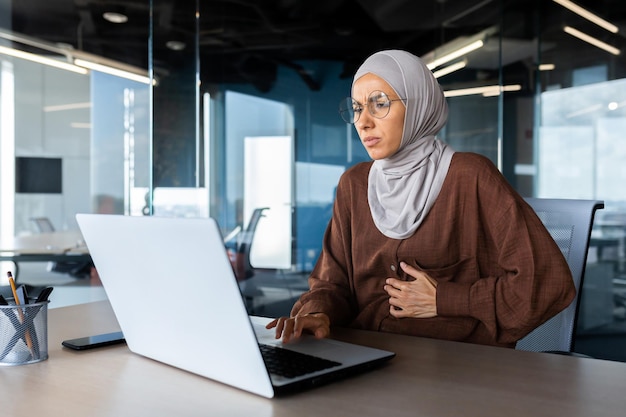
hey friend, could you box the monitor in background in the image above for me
[15,156,63,194]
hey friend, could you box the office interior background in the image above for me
[1,0,626,360]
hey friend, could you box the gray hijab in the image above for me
[353,50,455,239]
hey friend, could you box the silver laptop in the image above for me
[76,214,394,398]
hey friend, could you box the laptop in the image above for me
[75,214,394,398]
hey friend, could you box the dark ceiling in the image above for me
[4,0,626,92]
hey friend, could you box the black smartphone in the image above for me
[62,331,125,350]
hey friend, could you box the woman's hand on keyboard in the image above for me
[266,313,330,343]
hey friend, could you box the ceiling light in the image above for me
[0,45,88,74]
[0,29,154,85]
[44,102,92,112]
[103,12,128,24]
[432,60,467,78]
[539,63,556,71]
[553,0,618,33]
[444,84,521,98]
[481,85,522,97]
[426,40,483,70]
[564,26,621,55]
[166,41,186,51]
[74,59,153,84]
[70,122,92,129]
[422,26,498,71]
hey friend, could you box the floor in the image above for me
[4,262,626,363]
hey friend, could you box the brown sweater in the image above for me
[292,152,575,348]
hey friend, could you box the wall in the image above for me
[13,59,90,233]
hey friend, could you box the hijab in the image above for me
[353,50,455,239]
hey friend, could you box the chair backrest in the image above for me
[30,217,55,233]
[515,198,604,352]
[235,207,269,281]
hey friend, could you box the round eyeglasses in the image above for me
[339,91,406,124]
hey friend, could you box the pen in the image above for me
[7,271,34,357]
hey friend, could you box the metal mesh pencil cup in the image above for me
[0,298,49,365]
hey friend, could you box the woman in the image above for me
[268,50,575,348]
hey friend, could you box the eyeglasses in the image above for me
[339,91,406,124]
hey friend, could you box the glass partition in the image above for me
[3,0,626,361]
[0,7,152,286]
[0,46,151,229]
[536,0,626,359]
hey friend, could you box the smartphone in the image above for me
[62,331,125,350]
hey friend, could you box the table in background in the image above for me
[2,301,626,417]
[0,231,91,281]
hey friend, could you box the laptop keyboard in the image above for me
[259,344,342,378]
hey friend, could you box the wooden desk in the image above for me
[2,301,626,417]
[0,231,91,280]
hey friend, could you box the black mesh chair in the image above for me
[515,198,604,354]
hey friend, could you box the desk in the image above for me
[0,231,91,281]
[2,301,626,417]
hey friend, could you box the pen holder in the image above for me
[0,298,49,366]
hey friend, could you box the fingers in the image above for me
[265,317,286,338]
[389,303,407,318]
[399,262,437,287]
[399,261,417,275]
[311,313,331,339]
[384,263,438,319]
[267,317,299,342]
[384,278,404,294]
[385,283,406,317]
[266,314,330,343]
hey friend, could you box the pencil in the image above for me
[7,271,34,357]
[7,271,20,302]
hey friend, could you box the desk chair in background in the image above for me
[225,208,269,312]
[29,217,92,279]
[231,207,269,282]
[515,198,604,355]
[30,217,55,233]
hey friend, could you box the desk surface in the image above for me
[2,301,626,417]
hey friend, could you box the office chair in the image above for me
[230,207,269,282]
[515,198,604,354]
[30,217,55,233]
[227,207,269,313]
